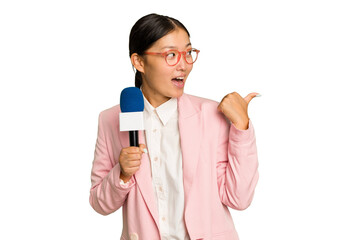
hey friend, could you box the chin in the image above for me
[171,90,184,98]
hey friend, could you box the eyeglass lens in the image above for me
[166,49,198,66]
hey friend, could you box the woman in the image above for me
[90,13,259,240]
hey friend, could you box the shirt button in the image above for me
[153,129,157,133]
[162,217,166,221]
[129,233,138,240]
[154,157,158,161]
[159,186,163,192]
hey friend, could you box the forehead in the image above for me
[149,28,191,50]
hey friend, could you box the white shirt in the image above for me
[142,95,190,240]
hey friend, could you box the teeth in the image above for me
[175,77,184,80]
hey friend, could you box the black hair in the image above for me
[129,13,190,88]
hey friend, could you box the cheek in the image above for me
[156,66,173,81]
[188,65,193,73]
[144,63,162,79]
[145,66,172,88]
[147,60,171,77]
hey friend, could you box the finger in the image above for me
[122,166,139,176]
[123,153,142,161]
[126,166,140,174]
[127,160,141,168]
[244,92,260,104]
[121,162,140,173]
[124,147,141,154]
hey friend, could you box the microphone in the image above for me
[119,87,145,147]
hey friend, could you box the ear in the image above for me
[131,53,145,74]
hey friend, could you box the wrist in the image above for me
[120,172,132,183]
[233,120,249,130]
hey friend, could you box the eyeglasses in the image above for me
[144,48,200,66]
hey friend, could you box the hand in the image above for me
[217,92,259,130]
[119,144,147,182]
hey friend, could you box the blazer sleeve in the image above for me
[89,111,135,215]
[216,118,259,210]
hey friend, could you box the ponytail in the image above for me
[135,70,142,88]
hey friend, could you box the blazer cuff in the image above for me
[119,176,135,188]
[112,164,136,190]
[229,119,255,143]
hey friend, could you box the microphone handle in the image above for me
[129,130,139,147]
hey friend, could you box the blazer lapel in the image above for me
[178,94,202,206]
[118,129,160,230]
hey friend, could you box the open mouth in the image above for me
[171,77,185,88]
[172,76,184,82]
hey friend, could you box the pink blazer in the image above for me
[89,93,259,240]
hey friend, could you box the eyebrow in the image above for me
[161,43,192,50]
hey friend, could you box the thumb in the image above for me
[139,144,148,154]
[244,92,260,104]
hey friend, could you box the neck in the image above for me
[141,86,171,108]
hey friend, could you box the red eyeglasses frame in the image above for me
[143,48,200,66]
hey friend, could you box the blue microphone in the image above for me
[119,87,145,147]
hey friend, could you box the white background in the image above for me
[1,0,359,239]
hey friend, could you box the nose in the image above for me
[176,52,187,71]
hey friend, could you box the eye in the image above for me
[166,51,177,59]
[186,49,193,56]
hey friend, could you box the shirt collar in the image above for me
[141,88,177,126]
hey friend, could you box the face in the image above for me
[136,28,193,108]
